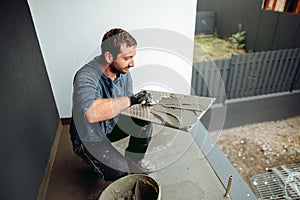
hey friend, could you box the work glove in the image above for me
[130,90,151,106]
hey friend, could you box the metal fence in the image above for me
[191,48,300,103]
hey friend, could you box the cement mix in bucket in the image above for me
[99,174,160,200]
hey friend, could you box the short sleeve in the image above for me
[72,66,99,116]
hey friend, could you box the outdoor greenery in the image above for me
[229,31,246,50]
[193,35,245,62]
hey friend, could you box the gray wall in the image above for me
[197,0,300,51]
[0,0,59,199]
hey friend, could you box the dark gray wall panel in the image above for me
[255,11,279,51]
[272,13,300,49]
[0,0,59,199]
[295,24,300,47]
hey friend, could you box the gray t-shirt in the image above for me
[72,56,133,142]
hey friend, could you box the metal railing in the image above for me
[192,48,300,103]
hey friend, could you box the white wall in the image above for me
[27,0,197,118]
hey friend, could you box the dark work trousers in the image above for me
[69,115,152,181]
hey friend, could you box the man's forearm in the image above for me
[85,96,131,123]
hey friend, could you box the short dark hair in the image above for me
[101,28,137,59]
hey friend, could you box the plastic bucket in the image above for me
[99,174,161,200]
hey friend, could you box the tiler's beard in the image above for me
[110,61,127,74]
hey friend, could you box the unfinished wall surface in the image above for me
[28,0,197,118]
[197,0,300,51]
[0,0,59,199]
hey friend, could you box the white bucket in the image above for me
[99,174,161,200]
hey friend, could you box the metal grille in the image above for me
[250,163,300,200]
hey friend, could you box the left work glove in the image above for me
[130,90,150,106]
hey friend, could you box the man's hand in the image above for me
[130,90,151,106]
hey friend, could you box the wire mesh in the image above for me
[250,163,300,200]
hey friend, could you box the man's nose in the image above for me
[129,59,135,67]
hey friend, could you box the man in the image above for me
[70,28,153,181]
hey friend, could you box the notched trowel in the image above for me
[122,90,214,131]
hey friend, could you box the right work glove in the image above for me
[130,90,150,106]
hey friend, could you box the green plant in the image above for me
[229,23,246,50]
[229,31,246,49]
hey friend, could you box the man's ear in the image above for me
[104,52,114,64]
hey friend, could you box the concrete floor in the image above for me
[43,123,230,200]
